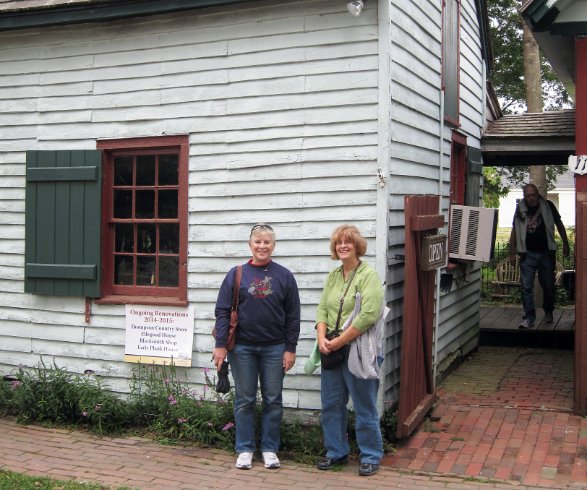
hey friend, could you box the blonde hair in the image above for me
[250,223,275,241]
[329,224,367,260]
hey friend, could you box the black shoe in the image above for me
[317,455,348,470]
[358,463,379,476]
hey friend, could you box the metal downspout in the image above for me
[433,87,445,388]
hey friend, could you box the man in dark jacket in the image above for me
[509,183,570,329]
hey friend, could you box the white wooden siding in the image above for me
[387,0,486,400]
[0,0,487,412]
[0,0,380,410]
[435,0,485,376]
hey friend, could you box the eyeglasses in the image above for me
[251,223,273,233]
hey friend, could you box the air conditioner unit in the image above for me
[448,205,498,262]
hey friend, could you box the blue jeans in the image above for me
[520,251,556,323]
[228,343,285,453]
[320,360,383,464]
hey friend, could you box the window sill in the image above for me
[95,295,188,307]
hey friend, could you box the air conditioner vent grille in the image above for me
[465,210,480,256]
[449,208,462,255]
[449,205,497,262]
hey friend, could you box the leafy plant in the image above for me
[0,359,399,463]
[3,359,131,434]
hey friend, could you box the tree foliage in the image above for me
[482,166,569,208]
[488,0,572,114]
[484,0,572,207]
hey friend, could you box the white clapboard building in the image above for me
[0,0,492,425]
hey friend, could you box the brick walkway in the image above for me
[0,346,586,489]
[387,346,587,489]
[0,417,578,490]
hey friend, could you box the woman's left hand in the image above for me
[283,351,296,372]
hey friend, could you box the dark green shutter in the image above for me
[25,150,101,297]
[465,146,483,206]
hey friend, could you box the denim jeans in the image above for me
[520,251,556,323]
[228,343,285,453]
[320,360,383,464]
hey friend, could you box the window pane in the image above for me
[159,256,179,287]
[115,224,134,252]
[137,224,156,253]
[136,155,156,185]
[159,154,178,185]
[137,256,156,286]
[114,256,133,285]
[158,190,178,218]
[160,223,179,254]
[114,190,133,218]
[136,190,155,218]
[114,156,133,185]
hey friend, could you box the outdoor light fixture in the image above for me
[347,0,367,16]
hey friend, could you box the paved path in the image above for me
[0,417,579,490]
[1,346,586,489]
[388,347,587,489]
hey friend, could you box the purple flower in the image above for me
[203,367,210,374]
[177,418,188,424]
[94,404,103,412]
[10,380,22,390]
[222,422,235,431]
[207,421,213,427]
[82,411,88,417]
[163,378,170,385]
[168,395,177,405]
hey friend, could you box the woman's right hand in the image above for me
[213,347,227,370]
[316,322,331,355]
[318,337,332,355]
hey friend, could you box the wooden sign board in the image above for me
[421,234,447,271]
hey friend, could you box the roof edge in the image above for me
[0,0,251,31]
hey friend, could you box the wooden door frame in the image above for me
[573,38,587,414]
[396,195,444,437]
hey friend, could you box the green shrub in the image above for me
[0,359,399,462]
[128,363,235,450]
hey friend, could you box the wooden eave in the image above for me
[481,110,575,166]
[0,0,254,31]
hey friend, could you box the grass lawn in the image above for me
[0,469,135,490]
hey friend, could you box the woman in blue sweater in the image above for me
[212,223,300,471]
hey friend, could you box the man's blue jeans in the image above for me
[520,251,556,323]
[320,360,383,464]
[228,343,285,453]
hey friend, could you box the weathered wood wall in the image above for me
[0,0,487,411]
[0,0,380,410]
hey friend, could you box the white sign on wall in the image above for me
[124,305,194,366]
[568,155,587,175]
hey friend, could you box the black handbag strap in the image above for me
[232,265,242,311]
[333,262,360,334]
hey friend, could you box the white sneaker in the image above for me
[262,451,280,469]
[236,452,253,469]
[519,319,534,329]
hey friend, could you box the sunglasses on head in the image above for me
[251,223,273,233]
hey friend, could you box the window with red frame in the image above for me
[449,131,467,205]
[97,136,188,305]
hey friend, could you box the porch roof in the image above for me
[481,110,575,166]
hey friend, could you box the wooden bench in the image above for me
[491,255,565,299]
